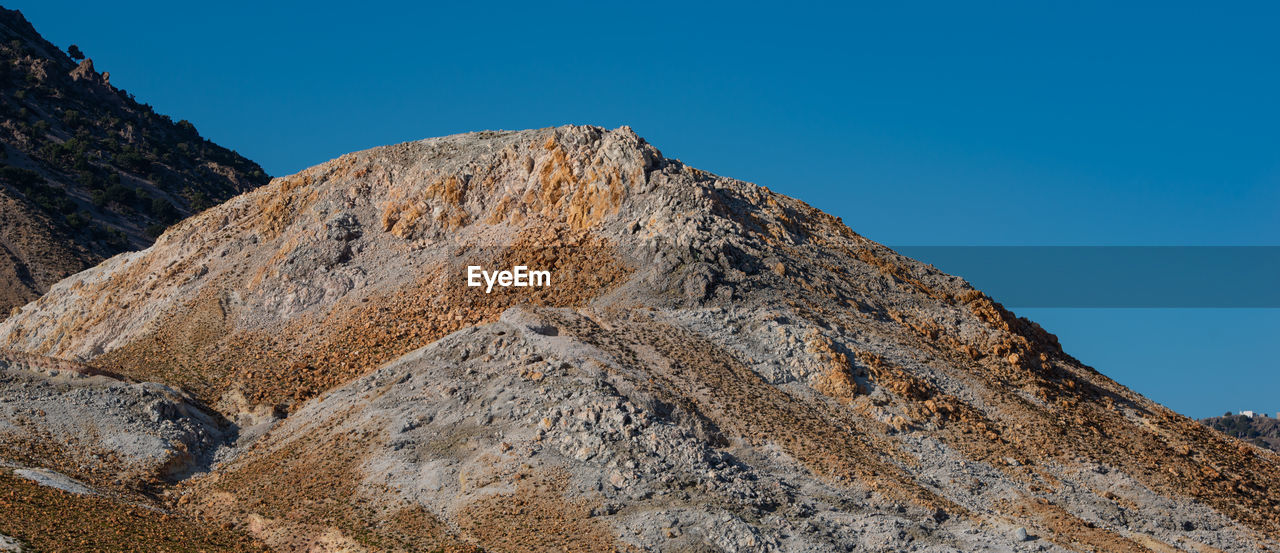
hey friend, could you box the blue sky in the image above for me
[14,1,1277,417]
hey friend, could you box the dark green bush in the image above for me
[0,166,44,187]
[103,182,133,205]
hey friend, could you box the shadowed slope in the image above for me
[0,8,270,314]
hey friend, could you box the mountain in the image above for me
[0,7,269,314]
[3,125,1279,552]
[1204,414,1280,452]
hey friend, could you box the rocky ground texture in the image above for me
[2,125,1278,552]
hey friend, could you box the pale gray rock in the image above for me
[0,534,23,553]
[0,352,233,482]
[13,467,95,495]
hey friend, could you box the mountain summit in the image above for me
[2,125,1278,552]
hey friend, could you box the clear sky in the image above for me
[14,1,1278,417]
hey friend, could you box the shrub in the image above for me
[0,166,44,187]
[8,175,76,217]
[103,182,133,205]
[67,44,85,61]
[65,211,87,230]
[186,188,210,211]
[149,198,179,223]
[176,119,198,137]
[116,148,148,173]
[62,109,82,127]
[79,170,103,190]
[90,225,129,250]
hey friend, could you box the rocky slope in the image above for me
[2,125,1279,552]
[0,7,270,313]
[0,351,265,552]
[0,350,231,488]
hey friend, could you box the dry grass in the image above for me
[0,469,264,553]
[455,472,622,552]
[192,415,478,553]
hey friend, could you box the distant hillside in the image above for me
[1202,414,1280,452]
[0,6,269,314]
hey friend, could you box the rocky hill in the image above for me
[2,125,1278,552]
[0,7,269,314]
[1204,414,1280,453]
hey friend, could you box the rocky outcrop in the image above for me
[0,350,232,489]
[3,125,1279,551]
[67,58,103,84]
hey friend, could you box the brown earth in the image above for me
[0,187,95,315]
[0,468,265,553]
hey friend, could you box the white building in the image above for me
[1240,410,1256,418]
